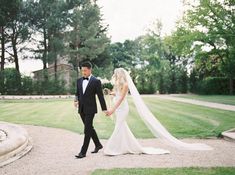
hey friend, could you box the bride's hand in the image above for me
[106,109,115,116]
[109,91,115,96]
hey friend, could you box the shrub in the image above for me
[197,77,234,95]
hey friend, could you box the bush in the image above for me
[196,77,234,95]
[177,69,188,93]
[21,76,34,95]
[0,68,21,95]
[0,68,72,95]
[137,78,157,94]
[34,78,66,95]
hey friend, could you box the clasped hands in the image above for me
[74,101,114,116]
[103,108,115,116]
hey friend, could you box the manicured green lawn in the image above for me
[91,167,235,175]
[0,96,235,139]
[174,94,235,106]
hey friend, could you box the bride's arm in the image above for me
[107,83,128,116]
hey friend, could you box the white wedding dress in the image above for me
[103,68,213,155]
[103,90,170,155]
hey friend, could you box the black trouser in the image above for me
[80,113,101,154]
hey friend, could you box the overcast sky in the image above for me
[98,0,183,42]
[6,0,184,75]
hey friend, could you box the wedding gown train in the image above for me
[104,92,170,155]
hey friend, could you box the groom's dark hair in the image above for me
[81,61,92,69]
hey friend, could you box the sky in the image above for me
[97,0,183,42]
[6,0,184,75]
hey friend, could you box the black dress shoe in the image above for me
[75,153,86,159]
[91,145,103,153]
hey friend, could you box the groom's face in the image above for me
[81,67,92,78]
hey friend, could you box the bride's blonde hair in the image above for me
[112,68,127,92]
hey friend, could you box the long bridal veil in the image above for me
[122,69,213,151]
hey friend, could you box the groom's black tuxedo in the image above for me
[76,75,107,114]
[75,75,107,155]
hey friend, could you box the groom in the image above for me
[74,61,107,159]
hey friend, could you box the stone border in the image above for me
[222,128,235,142]
[0,122,33,167]
[0,95,73,100]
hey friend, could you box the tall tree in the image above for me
[181,0,235,94]
[4,0,32,73]
[0,0,21,71]
[164,27,192,93]
[29,0,70,79]
[67,0,110,74]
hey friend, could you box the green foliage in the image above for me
[135,66,158,94]
[21,76,34,95]
[109,29,190,94]
[189,68,198,93]
[92,47,113,79]
[33,78,66,95]
[67,1,110,70]
[0,68,21,95]
[102,82,113,90]
[177,68,188,93]
[0,0,21,26]
[0,68,66,95]
[176,0,235,94]
[1,0,234,96]
[109,40,139,69]
[68,70,78,95]
[197,77,234,95]
[92,167,235,175]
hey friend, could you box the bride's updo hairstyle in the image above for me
[112,68,127,92]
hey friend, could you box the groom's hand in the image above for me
[106,109,114,116]
[103,110,108,116]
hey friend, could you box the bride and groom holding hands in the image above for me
[74,61,213,159]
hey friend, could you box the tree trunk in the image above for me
[43,27,47,69]
[54,57,57,80]
[229,77,233,95]
[12,37,20,73]
[11,25,20,73]
[0,26,5,71]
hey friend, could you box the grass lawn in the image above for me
[174,94,235,106]
[91,167,235,175]
[0,96,235,139]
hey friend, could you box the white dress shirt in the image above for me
[82,74,92,94]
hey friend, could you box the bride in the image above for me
[104,68,213,156]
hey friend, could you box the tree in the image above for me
[0,0,21,71]
[181,0,235,94]
[109,40,140,69]
[28,0,71,80]
[67,0,110,75]
[4,0,32,73]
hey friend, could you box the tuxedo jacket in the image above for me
[75,76,107,114]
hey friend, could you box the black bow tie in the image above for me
[83,77,89,80]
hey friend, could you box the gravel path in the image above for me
[145,95,235,112]
[0,125,234,175]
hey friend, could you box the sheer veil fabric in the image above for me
[123,69,213,151]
